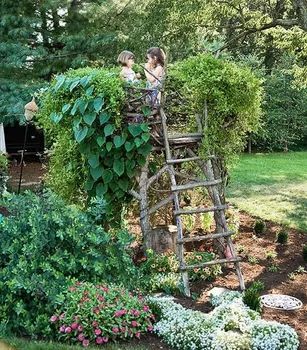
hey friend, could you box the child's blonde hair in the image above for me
[117,50,135,66]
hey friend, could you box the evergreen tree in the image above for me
[0,0,118,124]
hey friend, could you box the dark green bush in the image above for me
[243,281,265,312]
[0,190,138,337]
[276,230,288,244]
[253,220,266,235]
[303,245,307,262]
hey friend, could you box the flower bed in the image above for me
[51,282,155,347]
[139,249,222,294]
[148,292,300,350]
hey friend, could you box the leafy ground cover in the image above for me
[227,151,307,231]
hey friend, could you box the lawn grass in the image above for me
[1,338,149,350]
[227,151,307,232]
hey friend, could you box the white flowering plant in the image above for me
[210,299,260,333]
[148,293,300,350]
[250,320,300,350]
[210,290,242,307]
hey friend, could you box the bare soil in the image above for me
[7,156,45,191]
[6,161,307,350]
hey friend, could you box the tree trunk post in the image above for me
[139,160,151,249]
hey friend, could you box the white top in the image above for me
[0,124,6,154]
[121,67,137,82]
[145,65,165,89]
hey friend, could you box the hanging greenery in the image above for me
[167,54,263,169]
[38,67,152,221]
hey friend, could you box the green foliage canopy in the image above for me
[169,54,263,167]
[255,70,307,151]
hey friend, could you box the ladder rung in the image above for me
[167,156,201,164]
[174,204,228,215]
[171,179,222,191]
[148,120,162,125]
[168,132,203,139]
[177,231,234,244]
[180,257,242,271]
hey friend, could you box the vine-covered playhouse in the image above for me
[4,53,293,348]
[38,54,261,295]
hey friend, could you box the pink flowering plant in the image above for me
[50,282,155,347]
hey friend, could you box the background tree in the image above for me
[0,0,123,124]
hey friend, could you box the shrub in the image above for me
[145,273,183,295]
[225,208,240,239]
[140,249,179,275]
[185,251,222,281]
[168,53,263,170]
[181,208,196,232]
[303,245,307,262]
[243,281,265,313]
[200,212,214,232]
[276,230,288,244]
[0,190,138,337]
[253,220,266,235]
[265,250,277,260]
[51,282,155,346]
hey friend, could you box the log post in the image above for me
[139,160,151,249]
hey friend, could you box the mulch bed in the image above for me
[6,161,307,350]
[176,212,307,350]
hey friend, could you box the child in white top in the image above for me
[144,47,166,106]
[144,47,165,87]
[117,51,140,83]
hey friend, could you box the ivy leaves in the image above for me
[74,125,88,143]
[49,71,152,204]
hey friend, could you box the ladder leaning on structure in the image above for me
[160,100,244,296]
[125,85,245,297]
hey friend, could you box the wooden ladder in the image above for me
[159,106,245,297]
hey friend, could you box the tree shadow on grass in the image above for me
[228,184,307,232]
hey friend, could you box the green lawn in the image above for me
[1,339,149,350]
[227,151,307,232]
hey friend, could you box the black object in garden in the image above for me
[17,122,29,194]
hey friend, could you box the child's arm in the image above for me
[144,63,163,84]
[119,70,126,81]
[144,63,155,83]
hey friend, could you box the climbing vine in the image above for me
[38,68,152,220]
[167,54,263,168]
[38,55,262,221]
